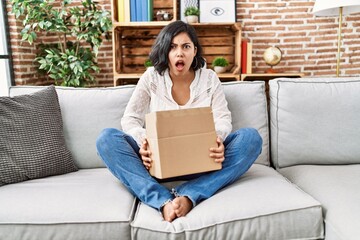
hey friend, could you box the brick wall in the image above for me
[238,0,360,76]
[7,0,360,86]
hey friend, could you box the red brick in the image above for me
[307,19,335,24]
[279,8,308,13]
[285,14,312,19]
[309,30,337,36]
[249,0,276,3]
[288,60,316,66]
[346,15,360,21]
[304,65,333,71]
[252,38,281,44]
[346,69,360,74]
[287,49,316,55]
[317,59,337,65]
[342,63,360,69]
[283,37,312,43]
[314,71,337,76]
[249,9,278,14]
[244,21,273,26]
[288,2,314,7]
[306,42,334,48]
[253,15,283,20]
[289,25,317,31]
[276,20,305,25]
[237,3,255,8]
[255,26,286,31]
[258,3,286,8]
[276,44,303,49]
[247,32,276,38]
[278,32,307,37]
[308,54,337,60]
[317,48,339,53]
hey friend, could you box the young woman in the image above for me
[96,20,262,222]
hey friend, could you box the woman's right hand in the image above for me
[139,139,152,170]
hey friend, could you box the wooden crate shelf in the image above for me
[111,0,241,86]
[113,22,241,85]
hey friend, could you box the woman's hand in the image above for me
[139,139,152,170]
[210,136,225,163]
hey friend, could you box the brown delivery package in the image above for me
[145,107,222,179]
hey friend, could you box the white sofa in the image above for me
[270,78,360,240]
[3,78,357,239]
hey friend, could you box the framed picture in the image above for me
[180,0,199,22]
[199,0,236,23]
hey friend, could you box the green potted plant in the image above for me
[184,6,200,23]
[212,57,229,73]
[144,59,153,69]
[11,0,112,87]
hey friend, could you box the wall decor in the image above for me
[199,0,235,23]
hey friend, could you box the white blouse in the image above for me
[121,67,232,146]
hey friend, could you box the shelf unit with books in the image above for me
[111,1,241,86]
[112,0,177,24]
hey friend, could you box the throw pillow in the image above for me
[0,85,78,186]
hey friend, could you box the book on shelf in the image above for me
[241,40,252,74]
[147,0,153,21]
[137,0,143,21]
[130,0,136,21]
[128,0,153,22]
[117,0,124,22]
[117,0,130,22]
[124,0,130,22]
[246,42,252,74]
[241,40,247,74]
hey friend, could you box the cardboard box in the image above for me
[145,107,221,179]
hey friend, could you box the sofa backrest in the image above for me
[223,81,269,166]
[269,78,360,168]
[10,81,269,169]
[10,86,135,169]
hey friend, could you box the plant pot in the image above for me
[186,15,199,23]
[214,66,227,73]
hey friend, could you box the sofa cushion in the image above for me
[279,164,360,240]
[223,81,269,165]
[10,86,135,169]
[131,164,323,240]
[0,168,137,240]
[269,78,360,168]
[0,86,77,186]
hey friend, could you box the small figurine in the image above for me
[156,10,172,21]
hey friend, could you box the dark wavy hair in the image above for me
[149,20,205,75]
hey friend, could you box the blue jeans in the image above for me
[96,128,262,211]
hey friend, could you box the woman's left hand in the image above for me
[209,136,225,163]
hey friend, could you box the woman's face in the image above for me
[168,32,197,77]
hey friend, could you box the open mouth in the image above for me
[175,60,185,70]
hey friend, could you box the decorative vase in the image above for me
[186,15,198,23]
[214,66,227,73]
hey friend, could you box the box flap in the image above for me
[146,107,215,139]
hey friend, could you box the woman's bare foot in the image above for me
[172,196,193,217]
[162,201,177,222]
